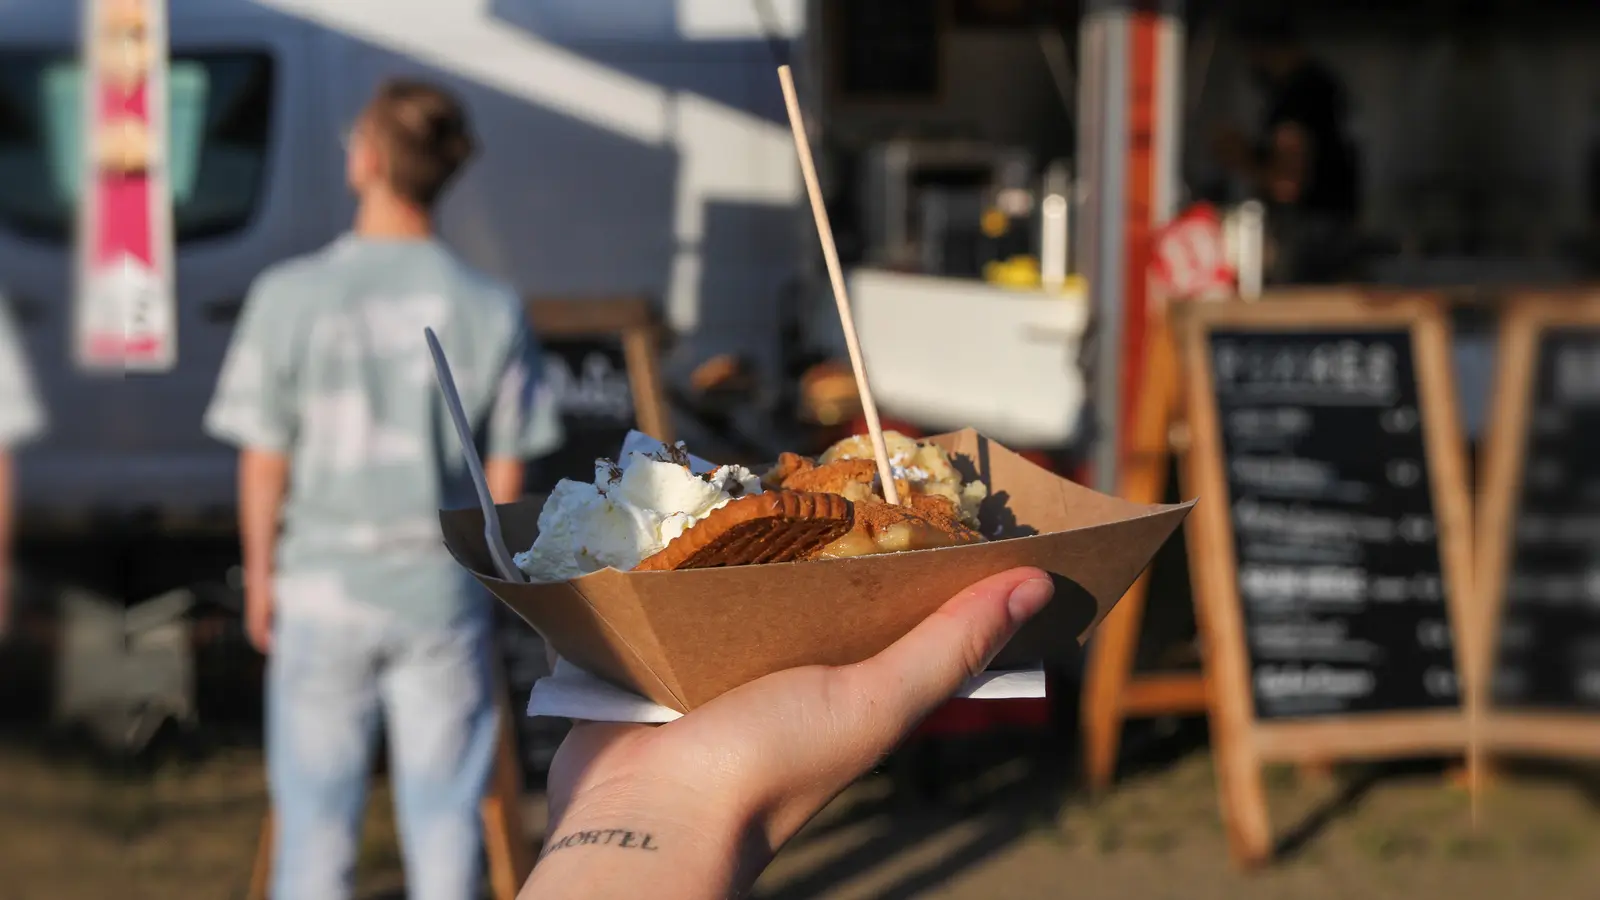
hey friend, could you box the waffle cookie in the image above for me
[633,491,854,572]
[763,433,989,531]
[764,454,983,532]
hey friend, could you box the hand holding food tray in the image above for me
[440,430,1193,718]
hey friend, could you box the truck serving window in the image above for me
[0,50,273,244]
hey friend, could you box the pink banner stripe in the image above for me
[93,83,155,268]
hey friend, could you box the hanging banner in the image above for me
[76,0,176,373]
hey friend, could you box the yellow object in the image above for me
[978,258,1088,295]
[980,207,1009,238]
[983,255,1041,289]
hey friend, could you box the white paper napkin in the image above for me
[527,659,1048,724]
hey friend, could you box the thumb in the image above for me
[848,567,1054,735]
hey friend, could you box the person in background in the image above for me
[0,297,44,637]
[205,79,560,900]
[1213,11,1361,283]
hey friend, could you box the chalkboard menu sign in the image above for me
[1491,328,1600,712]
[1477,296,1600,760]
[532,338,638,488]
[1210,328,1460,719]
[1176,295,1475,868]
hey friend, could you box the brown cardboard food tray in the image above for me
[441,429,1194,713]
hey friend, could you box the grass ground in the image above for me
[3,726,1597,900]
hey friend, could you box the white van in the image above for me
[0,0,808,533]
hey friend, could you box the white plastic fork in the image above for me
[424,327,526,584]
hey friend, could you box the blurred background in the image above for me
[3,0,1600,897]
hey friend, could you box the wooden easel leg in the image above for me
[1082,571,1153,792]
[482,671,534,900]
[621,326,673,443]
[1082,315,1181,793]
[1220,747,1274,869]
[1449,758,1496,791]
[247,810,273,900]
[1456,753,1496,831]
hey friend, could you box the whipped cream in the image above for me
[514,444,763,582]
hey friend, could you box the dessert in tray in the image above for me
[447,426,1193,712]
[514,431,990,581]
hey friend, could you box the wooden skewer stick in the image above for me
[777,64,901,505]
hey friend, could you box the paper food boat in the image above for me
[441,429,1194,713]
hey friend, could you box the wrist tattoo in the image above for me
[540,828,661,859]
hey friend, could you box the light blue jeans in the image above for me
[267,602,498,900]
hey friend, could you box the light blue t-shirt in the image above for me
[205,235,561,625]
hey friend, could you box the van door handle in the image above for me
[203,297,245,324]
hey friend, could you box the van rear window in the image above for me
[0,50,273,244]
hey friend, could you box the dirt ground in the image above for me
[2,727,1598,900]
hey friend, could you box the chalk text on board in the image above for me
[544,352,633,420]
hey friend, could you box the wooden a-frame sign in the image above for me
[1082,288,1396,791]
[1081,304,1208,791]
[1174,294,1479,867]
[1474,290,1600,759]
[526,295,674,445]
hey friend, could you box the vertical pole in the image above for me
[1119,8,1157,464]
[1077,0,1131,495]
[1079,0,1185,492]
[247,812,272,900]
[1152,3,1185,226]
[482,670,535,900]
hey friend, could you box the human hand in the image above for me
[523,566,1055,899]
[244,571,274,654]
